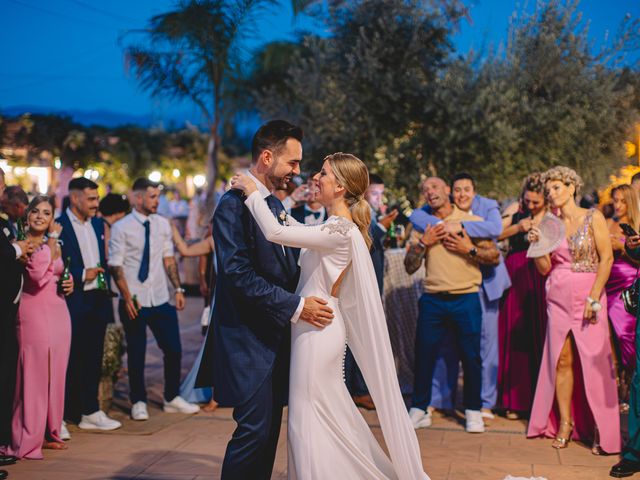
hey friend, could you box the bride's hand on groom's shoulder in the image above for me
[300,296,334,329]
[230,172,258,196]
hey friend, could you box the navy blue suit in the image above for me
[196,189,300,479]
[0,217,23,444]
[57,211,114,421]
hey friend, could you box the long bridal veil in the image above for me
[340,229,430,480]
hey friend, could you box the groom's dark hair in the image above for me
[251,120,303,163]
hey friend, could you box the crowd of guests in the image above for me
[399,167,640,478]
[0,171,202,478]
[5,159,640,478]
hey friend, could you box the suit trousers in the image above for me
[344,347,368,396]
[0,301,19,445]
[412,292,482,411]
[221,346,288,480]
[429,290,500,410]
[65,290,111,422]
[119,302,182,403]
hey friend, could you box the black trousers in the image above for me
[65,291,112,422]
[344,347,368,396]
[0,301,18,445]
[221,350,288,480]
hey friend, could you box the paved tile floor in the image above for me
[3,298,625,479]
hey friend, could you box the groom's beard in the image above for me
[267,173,291,191]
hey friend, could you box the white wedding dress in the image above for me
[245,192,429,480]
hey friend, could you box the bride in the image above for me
[230,153,428,479]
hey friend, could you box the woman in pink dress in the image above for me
[497,173,548,419]
[527,166,619,454]
[1,196,73,459]
[606,184,640,407]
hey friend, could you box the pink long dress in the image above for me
[527,211,621,453]
[1,244,71,459]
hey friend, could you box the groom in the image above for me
[196,120,334,479]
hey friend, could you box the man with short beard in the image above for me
[405,177,500,433]
[196,120,334,479]
[410,173,511,419]
[57,177,121,432]
[0,186,32,475]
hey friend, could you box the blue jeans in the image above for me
[412,292,482,411]
[119,302,182,403]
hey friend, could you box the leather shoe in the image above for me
[611,458,640,478]
[353,395,375,410]
[0,456,15,467]
[0,470,7,479]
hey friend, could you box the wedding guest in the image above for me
[344,173,397,410]
[109,178,200,421]
[290,177,328,225]
[0,186,32,470]
[631,172,640,200]
[606,184,640,403]
[527,166,619,453]
[610,233,640,477]
[410,173,511,419]
[497,173,548,419]
[99,193,130,228]
[171,224,218,413]
[1,196,74,459]
[0,187,28,236]
[57,178,121,431]
[405,177,500,433]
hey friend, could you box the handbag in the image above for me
[621,268,640,315]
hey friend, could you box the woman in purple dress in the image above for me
[606,184,640,409]
[1,196,74,459]
[497,173,548,419]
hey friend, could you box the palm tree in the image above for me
[123,0,307,209]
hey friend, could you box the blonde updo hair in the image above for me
[325,152,372,249]
[541,166,583,197]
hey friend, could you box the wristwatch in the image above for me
[175,287,186,294]
[469,247,478,257]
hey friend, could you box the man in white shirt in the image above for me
[109,178,199,421]
[57,178,121,432]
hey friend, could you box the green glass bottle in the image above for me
[16,218,26,241]
[132,294,140,312]
[388,220,397,249]
[96,262,108,291]
[58,257,71,294]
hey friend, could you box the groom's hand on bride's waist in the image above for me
[300,297,334,329]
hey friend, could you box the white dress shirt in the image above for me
[246,171,304,324]
[67,208,101,291]
[108,209,174,308]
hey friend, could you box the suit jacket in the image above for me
[0,217,24,306]
[369,215,386,295]
[290,204,328,224]
[196,190,301,406]
[409,195,511,302]
[56,211,110,315]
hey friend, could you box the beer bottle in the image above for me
[132,294,140,312]
[96,262,108,291]
[58,257,71,294]
[16,219,26,241]
[388,220,397,249]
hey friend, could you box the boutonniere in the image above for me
[279,210,290,226]
[2,227,10,238]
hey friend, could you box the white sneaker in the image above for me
[131,401,149,421]
[78,410,122,431]
[465,409,485,433]
[60,421,71,441]
[163,395,200,414]
[409,407,432,429]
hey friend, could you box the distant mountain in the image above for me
[0,105,206,129]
